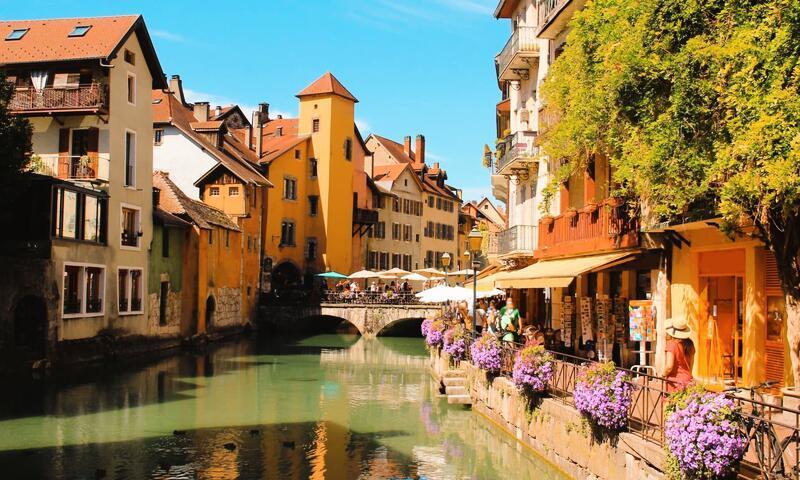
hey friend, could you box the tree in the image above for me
[539,0,800,385]
[0,72,33,227]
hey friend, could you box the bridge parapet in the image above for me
[319,303,441,338]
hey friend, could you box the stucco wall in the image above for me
[153,126,217,199]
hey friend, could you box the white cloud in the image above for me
[151,29,188,43]
[355,117,371,133]
[182,88,295,121]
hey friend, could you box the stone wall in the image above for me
[211,287,243,329]
[146,289,182,337]
[430,350,666,480]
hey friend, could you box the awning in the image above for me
[474,272,503,292]
[495,251,638,289]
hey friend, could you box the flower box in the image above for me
[581,202,599,214]
[604,197,624,208]
[564,208,578,220]
[539,215,555,226]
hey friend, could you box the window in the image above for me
[312,118,320,133]
[126,73,136,105]
[209,187,220,196]
[392,197,400,213]
[83,195,100,242]
[162,226,170,258]
[425,251,434,268]
[436,197,442,210]
[309,158,318,178]
[125,131,136,187]
[118,268,143,314]
[403,224,412,242]
[374,221,385,239]
[225,229,230,248]
[229,186,239,196]
[392,253,402,268]
[154,128,163,145]
[63,264,105,317]
[403,254,412,271]
[428,195,434,208]
[294,149,300,159]
[305,238,318,261]
[53,73,80,89]
[367,251,379,270]
[379,252,389,270]
[208,229,213,245]
[392,222,400,240]
[283,177,297,200]
[121,206,141,248]
[308,195,319,216]
[68,25,92,37]
[124,49,136,65]
[5,28,28,41]
[280,221,296,246]
[344,138,353,161]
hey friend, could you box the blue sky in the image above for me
[4,0,508,201]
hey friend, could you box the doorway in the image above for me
[205,295,216,331]
[701,275,745,385]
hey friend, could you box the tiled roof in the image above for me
[153,171,240,231]
[373,164,408,183]
[152,90,270,187]
[154,206,191,228]
[297,72,358,103]
[0,15,166,89]
[246,117,311,164]
[422,176,460,201]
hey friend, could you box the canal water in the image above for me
[0,335,568,479]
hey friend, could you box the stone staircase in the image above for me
[442,369,471,406]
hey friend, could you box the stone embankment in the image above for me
[429,349,665,480]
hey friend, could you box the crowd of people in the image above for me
[323,279,416,302]
[438,296,550,346]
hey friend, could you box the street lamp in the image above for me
[441,252,451,286]
[468,226,483,334]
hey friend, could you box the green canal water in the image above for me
[0,335,569,479]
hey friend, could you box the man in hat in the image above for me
[661,317,695,392]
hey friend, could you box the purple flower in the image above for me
[573,362,633,431]
[425,319,446,347]
[443,325,468,362]
[470,333,502,373]
[421,318,433,337]
[512,345,554,394]
[665,386,747,478]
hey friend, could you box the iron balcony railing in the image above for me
[29,153,111,183]
[538,0,570,26]
[486,231,500,255]
[496,26,540,79]
[496,131,539,174]
[353,207,379,225]
[497,224,537,254]
[9,83,109,114]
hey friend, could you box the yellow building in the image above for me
[247,73,375,289]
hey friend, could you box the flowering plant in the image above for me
[421,318,433,337]
[664,385,747,479]
[573,361,633,431]
[470,333,502,373]
[512,345,554,394]
[443,324,469,362]
[425,319,446,347]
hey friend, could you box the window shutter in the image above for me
[58,128,70,178]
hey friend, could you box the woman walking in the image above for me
[661,317,695,392]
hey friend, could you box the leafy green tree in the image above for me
[0,72,32,226]
[539,0,800,384]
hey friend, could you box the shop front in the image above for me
[668,222,791,391]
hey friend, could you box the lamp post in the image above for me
[467,226,483,334]
[441,252,451,286]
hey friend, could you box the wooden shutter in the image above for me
[87,127,99,176]
[764,250,786,387]
[765,252,782,296]
[58,128,70,178]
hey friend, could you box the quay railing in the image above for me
[321,291,428,305]
[458,333,800,477]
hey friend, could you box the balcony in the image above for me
[491,174,508,203]
[29,154,110,184]
[497,225,538,256]
[536,0,588,40]
[536,202,639,259]
[495,131,539,176]
[9,83,109,116]
[496,26,540,82]
[353,207,378,237]
[486,231,500,256]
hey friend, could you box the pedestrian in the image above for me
[486,300,499,334]
[474,300,487,334]
[661,317,695,393]
[498,297,520,343]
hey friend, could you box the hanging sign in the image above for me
[629,300,655,342]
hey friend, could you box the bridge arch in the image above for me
[298,314,362,336]
[375,317,425,337]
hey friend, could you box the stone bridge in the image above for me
[318,303,441,338]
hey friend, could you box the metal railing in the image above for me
[496,26,540,78]
[538,202,638,251]
[321,291,425,305]
[496,131,539,174]
[457,335,800,477]
[9,83,109,113]
[497,224,537,254]
[486,232,500,255]
[29,153,111,182]
[538,0,571,27]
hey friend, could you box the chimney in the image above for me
[193,101,209,121]
[403,136,412,157]
[416,134,425,165]
[258,102,270,122]
[214,105,221,118]
[152,186,161,207]
[245,124,253,150]
[169,75,186,104]
[368,154,374,179]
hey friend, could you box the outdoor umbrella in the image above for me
[416,285,474,304]
[348,270,378,279]
[447,269,476,276]
[379,268,411,277]
[401,273,429,282]
[476,288,506,299]
[316,271,348,279]
[414,267,447,277]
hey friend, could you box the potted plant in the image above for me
[443,324,469,364]
[512,344,554,396]
[664,385,747,480]
[573,361,633,432]
[604,197,624,208]
[564,207,579,220]
[581,202,599,214]
[469,332,502,373]
[540,215,555,226]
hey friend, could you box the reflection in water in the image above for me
[0,335,568,479]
